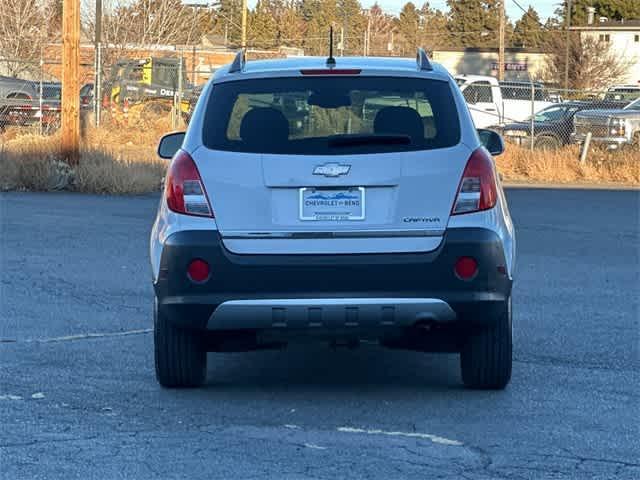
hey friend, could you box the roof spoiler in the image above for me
[416,48,433,71]
[228,50,246,74]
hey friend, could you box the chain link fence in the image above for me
[1,48,218,139]
[2,52,639,160]
[1,55,95,137]
[457,80,640,157]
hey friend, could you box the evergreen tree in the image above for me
[555,0,640,26]
[212,0,243,46]
[279,1,307,47]
[396,2,420,54]
[337,0,366,55]
[512,6,543,48]
[446,0,499,47]
[249,0,279,48]
[304,0,338,55]
[419,2,449,51]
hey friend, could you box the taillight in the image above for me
[165,150,213,217]
[452,148,498,215]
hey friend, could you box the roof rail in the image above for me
[416,48,433,71]
[228,50,246,74]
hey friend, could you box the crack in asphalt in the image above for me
[0,435,99,449]
[514,355,637,372]
[0,329,152,344]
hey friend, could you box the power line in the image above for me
[510,0,547,28]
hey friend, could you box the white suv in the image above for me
[151,50,516,390]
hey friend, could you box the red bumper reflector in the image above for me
[454,257,478,280]
[187,259,210,283]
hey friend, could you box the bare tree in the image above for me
[84,0,206,49]
[367,4,394,56]
[0,0,56,77]
[544,33,633,91]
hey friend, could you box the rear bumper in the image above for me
[154,228,512,333]
[207,298,456,330]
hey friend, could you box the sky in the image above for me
[238,1,561,22]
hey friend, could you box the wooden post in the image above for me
[579,132,592,164]
[498,0,505,81]
[61,0,81,165]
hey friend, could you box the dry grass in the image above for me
[1,121,638,194]
[497,144,639,186]
[1,122,168,194]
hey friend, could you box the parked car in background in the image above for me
[80,83,94,110]
[35,82,63,131]
[455,75,553,128]
[547,93,564,103]
[603,85,640,103]
[573,97,640,150]
[500,100,628,150]
[0,75,39,129]
[1,78,92,133]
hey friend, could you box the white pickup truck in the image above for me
[455,75,554,128]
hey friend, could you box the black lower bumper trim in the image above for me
[154,228,512,332]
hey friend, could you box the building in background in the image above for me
[432,48,548,80]
[571,18,640,85]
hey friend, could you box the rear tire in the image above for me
[154,299,207,388]
[460,298,512,390]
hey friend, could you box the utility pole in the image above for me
[241,0,247,52]
[62,0,80,165]
[95,0,102,49]
[365,11,371,56]
[564,0,573,94]
[498,0,505,81]
[94,0,102,127]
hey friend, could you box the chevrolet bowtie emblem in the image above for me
[313,163,351,177]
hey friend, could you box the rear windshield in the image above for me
[202,76,460,155]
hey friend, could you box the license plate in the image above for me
[299,187,365,221]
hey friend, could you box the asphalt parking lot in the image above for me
[1,188,638,479]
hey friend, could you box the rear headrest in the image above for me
[239,107,289,148]
[373,106,424,143]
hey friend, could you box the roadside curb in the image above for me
[503,181,639,191]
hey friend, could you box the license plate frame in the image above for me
[299,187,365,221]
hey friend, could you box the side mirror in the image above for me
[477,128,505,156]
[157,132,185,159]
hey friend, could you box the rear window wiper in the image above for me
[327,134,411,148]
